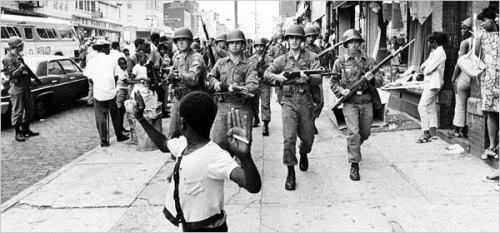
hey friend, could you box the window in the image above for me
[5,27,21,37]
[24,28,33,40]
[57,29,73,39]
[1,27,8,39]
[36,28,55,39]
[47,29,57,38]
[59,60,79,74]
[79,0,83,10]
[91,1,95,12]
[47,61,65,75]
[127,2,131,9]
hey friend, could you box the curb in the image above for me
[1,145,102,213]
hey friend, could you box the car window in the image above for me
[36,28,49,39]
[47,61,65,75]
[59,59,79,74]
[24,28,34,40]
[0,27,8,39]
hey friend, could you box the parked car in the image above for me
[1,55,88,121]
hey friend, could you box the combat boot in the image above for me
[285,166,296,191]
[299,153,308,171]
[350,163,360,181]
[14,126,25,142]
[262,121,269,136]
[21,123,39,137]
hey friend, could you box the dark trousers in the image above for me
[10,89,34,128]
[93,98,122,142]
[155,85,168,115]
[183,222,228,232]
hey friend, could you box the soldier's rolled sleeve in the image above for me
[244,62,259,92]
[330,59,345,98]
[207,60,222,90]
[263,58,283,85]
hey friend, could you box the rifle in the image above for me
[331,39,415,110]
[199,16,216,68]
[213,85,255,98]
[17,55,42,85]
[281,69,338,85]
[256,44,271,75]
[316,40,344,59]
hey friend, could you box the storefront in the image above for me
[73,15,122,42]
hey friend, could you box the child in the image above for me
[133,91,261,232]
[131,52,150,94]
[116,57,143,141]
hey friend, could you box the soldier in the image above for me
[207,29,259,153]
[268,32,288,59]
[329,29,384,181]
[2,36,39,142]
[304,26,325,135]
[249,37,274,136]
[167,28,208,139]
[264,25,322,191]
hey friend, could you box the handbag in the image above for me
[457,37,486,77]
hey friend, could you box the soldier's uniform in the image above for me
[207,30,259,153]
[304,26,325,133]
[329,29,383,181]
[249,38,274,135]
[268,42,287,59]
[167,28,208,139]
[264,25,322,190]
[2,36,38,142]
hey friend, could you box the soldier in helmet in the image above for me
[304,26,325,135]
[2,36,39,142]
[204,33,229,68]
[268,32,287,59]
[249,37,274,136]
[167,27,208,139]
[329,29,384,181]
[207,29,259,153]
[264,25,322,191]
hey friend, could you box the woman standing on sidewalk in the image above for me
[449,18,473,138]
[416,32,448,143]
[474,7,499,159]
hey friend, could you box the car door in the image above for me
[46,60,69,104]
[58,59,88,100]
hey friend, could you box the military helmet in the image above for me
[462,17,472,29]
[173,28,194,42]
[8,36,24,49]
[342,29,364,46]
[253,37,268,46]
[191,42,201,51]
[215,33,227,42]
[273,32,284,41]
[304,26,318,37]
[285,25,305,39]
[226,30,246,43]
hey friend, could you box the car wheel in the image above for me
[35,98,51,119]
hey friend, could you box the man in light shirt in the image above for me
[84,39,129,147]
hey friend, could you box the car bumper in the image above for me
[1,102,9,114]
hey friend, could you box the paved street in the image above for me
[1,84,498,232]
[1,100,100,203]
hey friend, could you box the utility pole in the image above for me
[234,1,238,29]
[254,0,257,38]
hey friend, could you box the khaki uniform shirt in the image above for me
[248,53,274,85]
[305,43,322,55]
[268,43,288,59]
[171,49,207,91]
[2,53,31,94]
[329,52,383,103]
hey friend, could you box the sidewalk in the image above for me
[1,81,499,232]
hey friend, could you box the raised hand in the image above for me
[226,107,251,156]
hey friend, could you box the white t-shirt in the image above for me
[132,63,148,80]
[115,69,128,90]
[164,136,239,224]
[109,49,126,74]
[84,52,116,101]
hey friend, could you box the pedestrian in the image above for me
[1,36,39,142]
[249,37,274,136]
[473,7,499,159]
[167,28,207,139]
[83,39,129,147]
[116,57,143,136]
[109,41,126,67]
[123,48,130,59]
[416,31,448,143]
[127,38,148,79]
[329,29,384,181]
[131,51,151,94]
[264,25,322,190]
[207,29,259,154]
[132,91,261,232]
[304,26,325,135]
[448,18,473,138]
